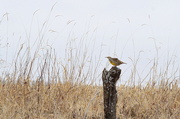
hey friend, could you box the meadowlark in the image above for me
[106,56,126,66]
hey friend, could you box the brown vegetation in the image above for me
[0,78,179,118]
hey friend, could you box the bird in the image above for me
[106,56,126,66]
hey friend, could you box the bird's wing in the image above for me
[113,58,119,61]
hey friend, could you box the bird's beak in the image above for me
[122,62,127,64]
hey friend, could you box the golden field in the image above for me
[0,78,179,119]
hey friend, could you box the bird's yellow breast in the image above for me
[109,61,117,66]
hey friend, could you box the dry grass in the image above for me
[0,78,179,119]
[0,43,179,119]
[0,80,102,119]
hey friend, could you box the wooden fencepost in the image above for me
[102,66,121,119]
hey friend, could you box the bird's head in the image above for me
[106,56,111,59]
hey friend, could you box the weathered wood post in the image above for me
[102,66,121,119]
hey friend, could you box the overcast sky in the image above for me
[0,0,180,84]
